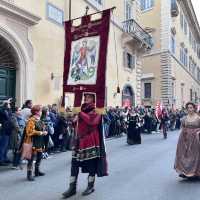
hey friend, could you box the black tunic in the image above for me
[127,114,141,145]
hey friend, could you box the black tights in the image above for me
[71,160,95,177]
[27,152,42,170]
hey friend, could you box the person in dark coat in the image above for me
[107,109,116,137]
[0,100,13,166]
[54,112,68,152]
[103,112,111,138]
[127,111,141,145]
[12,107,26,169]
[160,109,169,139]
[144,111,152,134]
[175,110,181,130]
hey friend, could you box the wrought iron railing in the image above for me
[122,19,153,49]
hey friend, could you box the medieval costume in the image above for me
[22,105,46,181]
[143,112,152,134]
[127,113,141,145]
[160,110,169,139]
[62,98,108,199]
[174,116,200,178]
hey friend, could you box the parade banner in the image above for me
[63,9,111,112]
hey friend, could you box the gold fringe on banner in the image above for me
[72,107,105,115]
[95,107,106,115]
[72,107,81,114]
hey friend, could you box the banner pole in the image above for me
[69,0,71,20]
[67,7,116,22]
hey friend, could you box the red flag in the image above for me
[155,101,162,119]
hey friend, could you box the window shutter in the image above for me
[131,54,136,69]
[140,0,144,10]
[123,51,127,68]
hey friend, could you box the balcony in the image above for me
[122,19,153,50]
[171,0,179,17]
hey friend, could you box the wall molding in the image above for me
[0,0,41,25]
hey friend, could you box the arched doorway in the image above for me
[0,36,18,103]
[122,85,135,108]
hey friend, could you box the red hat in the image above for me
[31,105,42,115]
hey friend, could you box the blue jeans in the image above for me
[0,134,10,162]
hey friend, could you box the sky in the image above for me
[191,0,200,24]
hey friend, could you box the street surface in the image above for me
[1,131,200,200]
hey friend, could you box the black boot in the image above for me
[35,154,45,177]
[27,170,35,181]
[62,181,77,199]
[35,166,45,177]
[82,176,95,196]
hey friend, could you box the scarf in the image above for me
[81,103,95,113]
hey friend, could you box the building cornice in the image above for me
[171,52,200,86]
[0,0,41,25]
[179,0,200,41]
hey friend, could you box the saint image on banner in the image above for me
[67,36,100,85]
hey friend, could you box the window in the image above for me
[180,48,184,64]
[47,3,64,25]
[172,81,175,101]
[181,85,184,106]
[195,92,198,103]
[180,12,183,29]
[125,0,133,20]
[197,45,200,59]
[141,0,154,11]
[193,63,197,77]
[171,35,176,54]
[123,51,136,69]
[189,31,192,45]
[94,0,102,4]
[189,57,197,77]
[189,57,192,72]
[184,50,188,67]
[190,89,193,101]
[184,19,187,35]
[144,83,151,98]
[87,0,103,8]
[197,68,200,81]
[191,37,197,52]
[180,46,187,67]
[194,42,197,52]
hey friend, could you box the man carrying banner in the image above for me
[62,8,113,198]
[62,93,108,198]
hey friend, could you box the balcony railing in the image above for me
[171,0,179,17]
[122,19,153,49]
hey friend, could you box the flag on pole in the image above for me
[63,9,111,113]
[155,101,162,119]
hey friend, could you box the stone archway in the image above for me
[0,25,34,106]
[122,85,135,108]
[0,35,18,102]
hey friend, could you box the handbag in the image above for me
[21,143,32,160]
